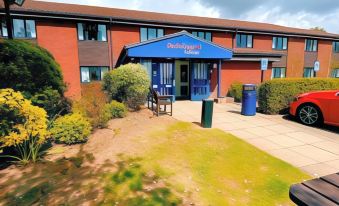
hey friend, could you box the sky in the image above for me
[43,0,339,34]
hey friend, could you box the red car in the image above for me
[290,90,339,126]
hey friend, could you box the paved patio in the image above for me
[172,101,339,177]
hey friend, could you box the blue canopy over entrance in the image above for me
[121,30,233,60]
[117,31,233,101]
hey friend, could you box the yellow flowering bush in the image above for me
[0,89,48,163]
[50,113,92,145]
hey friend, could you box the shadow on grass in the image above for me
[283,114,339,134]
[100,155,182,206]
[0,149,181,206]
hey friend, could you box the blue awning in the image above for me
[120,31,233,62]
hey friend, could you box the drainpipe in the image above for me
[217,59,222,98]
[109,17,114,69]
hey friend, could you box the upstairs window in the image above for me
[333,42,339,53]
[140,27,164,42]
[332,69,339,78]
[0,18,8,37]
[236,34,253,48]
[303,67,316,78]
[192,31,212,41]
[271,67,286,79]
[80,66,109,83]
[305,39,318,52]
[272,37,288,50]
[13,19,36,38]
[77,23,107,41]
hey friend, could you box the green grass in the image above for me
[0,121,310,205]
[141,122,310,206]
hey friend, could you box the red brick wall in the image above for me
[253,35,273,51]
[36,21,81,99]
[213,32,233,48]
[317,40,333,77]
[111,25,140,67]
[219,61,272,96]
[286,37,305,77]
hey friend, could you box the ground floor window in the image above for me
[271,67,286,79]
[80,66,109,83]
[332,69,339,78]
[303,67,316,78]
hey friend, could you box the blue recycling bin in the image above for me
[241,84,257,116]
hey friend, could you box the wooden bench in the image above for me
[148,88,173,116]
[289,173,339,206]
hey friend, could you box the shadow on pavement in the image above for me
[283,115,339,135]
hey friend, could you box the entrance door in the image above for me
[191,63,210,101]
[179,64,190,99]
[152,62,174,96]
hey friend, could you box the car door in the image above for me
[327,91,339,124]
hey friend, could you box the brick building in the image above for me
[1,0,339,100]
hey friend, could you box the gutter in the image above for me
[1,8,339,40]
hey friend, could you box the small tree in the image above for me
[103,63,150,110]
[0,89,49,164]
[0,39,65,96]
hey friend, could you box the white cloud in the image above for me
[240,6,339,33]
[41,0,339,34]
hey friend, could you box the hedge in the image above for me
[228,82,243,102]
[258,78,339,114]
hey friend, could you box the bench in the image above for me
[289,173,339,206]
[147,88,173,116]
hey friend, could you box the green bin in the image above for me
[201,99,214,128]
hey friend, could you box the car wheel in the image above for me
[297,104,322,126]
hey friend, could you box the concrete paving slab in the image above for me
[301,163,338,177]
[268,149,317,167]
[286,132,325,144]
[247,138,284,151]
[312,141,339,155]
[172,101,339,176]
[264,135,305,148]
[289,145,338,162]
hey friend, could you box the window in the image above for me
[272,37,288,50]
[192,31,212,41]
[80,66,109,83]
[332,69,339,78]
[303,67,316,78]
[236,34,253,48]
[77,23,107,41]
[140,27,164,42]
[0,18,8,37]
[12,19,36,38]
[271,67,286,79]
[333,42,339,53]
[305,39,318,52]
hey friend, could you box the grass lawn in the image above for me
[141,122,310,205]
[0,113,310,205]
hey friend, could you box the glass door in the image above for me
[152,62,175,96]
[191,62,210,101]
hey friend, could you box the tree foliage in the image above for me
[0,39,65,96]
[103,63,150,110]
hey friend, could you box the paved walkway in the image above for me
[172,101,339,177]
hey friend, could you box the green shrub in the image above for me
[228,82,243,102]
[103,63,150,110]
[104,100,127,118]
[0,39,65,96]
[30,87,71,119]
[258,78,339,114]
[50,113,92,145]
[0,89,49,164]
[72,82,109,128]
